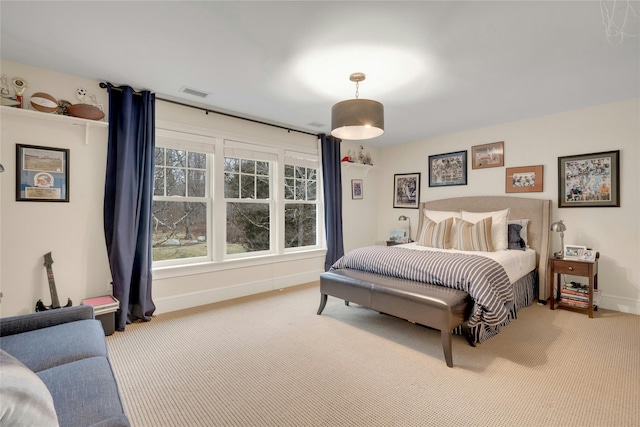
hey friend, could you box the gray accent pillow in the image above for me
[508,223,526,250]
[0,349,59,426]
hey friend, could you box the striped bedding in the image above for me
[331,245,523,342]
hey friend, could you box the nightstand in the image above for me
[549,256,599,318]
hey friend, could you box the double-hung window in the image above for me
[152,126,323,269]
[153,131,214,265]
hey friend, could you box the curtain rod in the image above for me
[99,82,319,138]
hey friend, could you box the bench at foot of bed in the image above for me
[317,269,474,368]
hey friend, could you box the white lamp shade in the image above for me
[331,99,384,140]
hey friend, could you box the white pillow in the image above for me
[508,219,529,246]
[0,350,59,427]
[423,209,461,222]
[461,208,510,251]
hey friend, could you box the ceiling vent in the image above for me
[180,86,209,98]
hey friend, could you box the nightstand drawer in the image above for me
[554,261,590,276]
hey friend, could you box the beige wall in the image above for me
[364,98,640,314]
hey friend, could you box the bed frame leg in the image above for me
[441,330,454,368]
[461,323,476,347]
[317,294,328,315]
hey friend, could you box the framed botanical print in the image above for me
[428,151,467,187]
[558,150,620,208]
[393,173,420,208]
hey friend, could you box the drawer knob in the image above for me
[568,266,574,271]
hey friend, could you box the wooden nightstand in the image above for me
[549,256,599,318]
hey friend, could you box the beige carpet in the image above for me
[106,282,639,427]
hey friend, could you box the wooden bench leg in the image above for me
[317,294,328,315]
[441,330,454,368]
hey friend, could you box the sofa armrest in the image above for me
[0,305,94,337]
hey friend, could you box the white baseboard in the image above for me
[599,293,640,315]
[154,270,322,315]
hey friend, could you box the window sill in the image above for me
[153,248,327,280]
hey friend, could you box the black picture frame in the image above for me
[558,150,620,208]
[16,144,69,202]
[428,150,467,187]
[393,173,420,209]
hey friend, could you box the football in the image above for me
[30,92,58,113]
[66,103,105,121]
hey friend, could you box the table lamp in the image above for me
[550,220,567,258]
[398,215,411,242]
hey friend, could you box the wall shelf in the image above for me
[1,105,108,144]
[341,162,375,177]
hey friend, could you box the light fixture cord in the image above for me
[354,81,360,99]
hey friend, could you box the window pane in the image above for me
[256,161,269,175]
[167,168,186,196]
[285,204,317,248]
[188,170,206,197]
[295,166,305,179]
[284,164,294,178]
[225,173,239,198]
[225,157,239,172]
[307,180,316,200]
[240,175,255,198]
[295,179,305,200]
[166,149,186,167]
[241,159,255,174]
[153,201,207,261]
[284,178,294,200]
[308,168,317,181]
[226,202,270,253]
[155,147,164,166]
[154,167,165,196]
[256,176,269,199]
[189,152,206,169]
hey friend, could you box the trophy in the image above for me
[12,77,27,108]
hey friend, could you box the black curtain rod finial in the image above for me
[99,82,108,89]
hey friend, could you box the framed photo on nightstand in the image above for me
[564,245,586,260]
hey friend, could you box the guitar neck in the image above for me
[45,266,61,309]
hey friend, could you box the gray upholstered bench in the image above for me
[317,269,473,367]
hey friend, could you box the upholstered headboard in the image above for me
[419,196,551,302]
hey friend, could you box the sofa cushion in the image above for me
[0,349,59,427]
[37,356,129,427]
[0,319,106,372]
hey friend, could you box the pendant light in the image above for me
[331,73,384,140]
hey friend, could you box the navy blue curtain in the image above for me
[104,84,156,331]
[320,134,344,271]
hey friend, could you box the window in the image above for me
[152,126,322,268]
[224,157,272,254]
[284,164,317,248]
[153,146,210,262]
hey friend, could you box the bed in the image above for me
[321,196,551,346]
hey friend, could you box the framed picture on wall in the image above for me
[558,150,620,208]
[471,141,504,169]
[393,173,420,208]
[428,151,467,187]
[506,165,543,193]
[351,179,363,200]
[16,144,69,202]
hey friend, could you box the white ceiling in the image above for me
[1,1,639,147]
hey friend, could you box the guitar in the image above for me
[35,252,72,312]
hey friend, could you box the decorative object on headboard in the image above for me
[550,220,567,259]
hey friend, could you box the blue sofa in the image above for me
[0,305,130,427]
